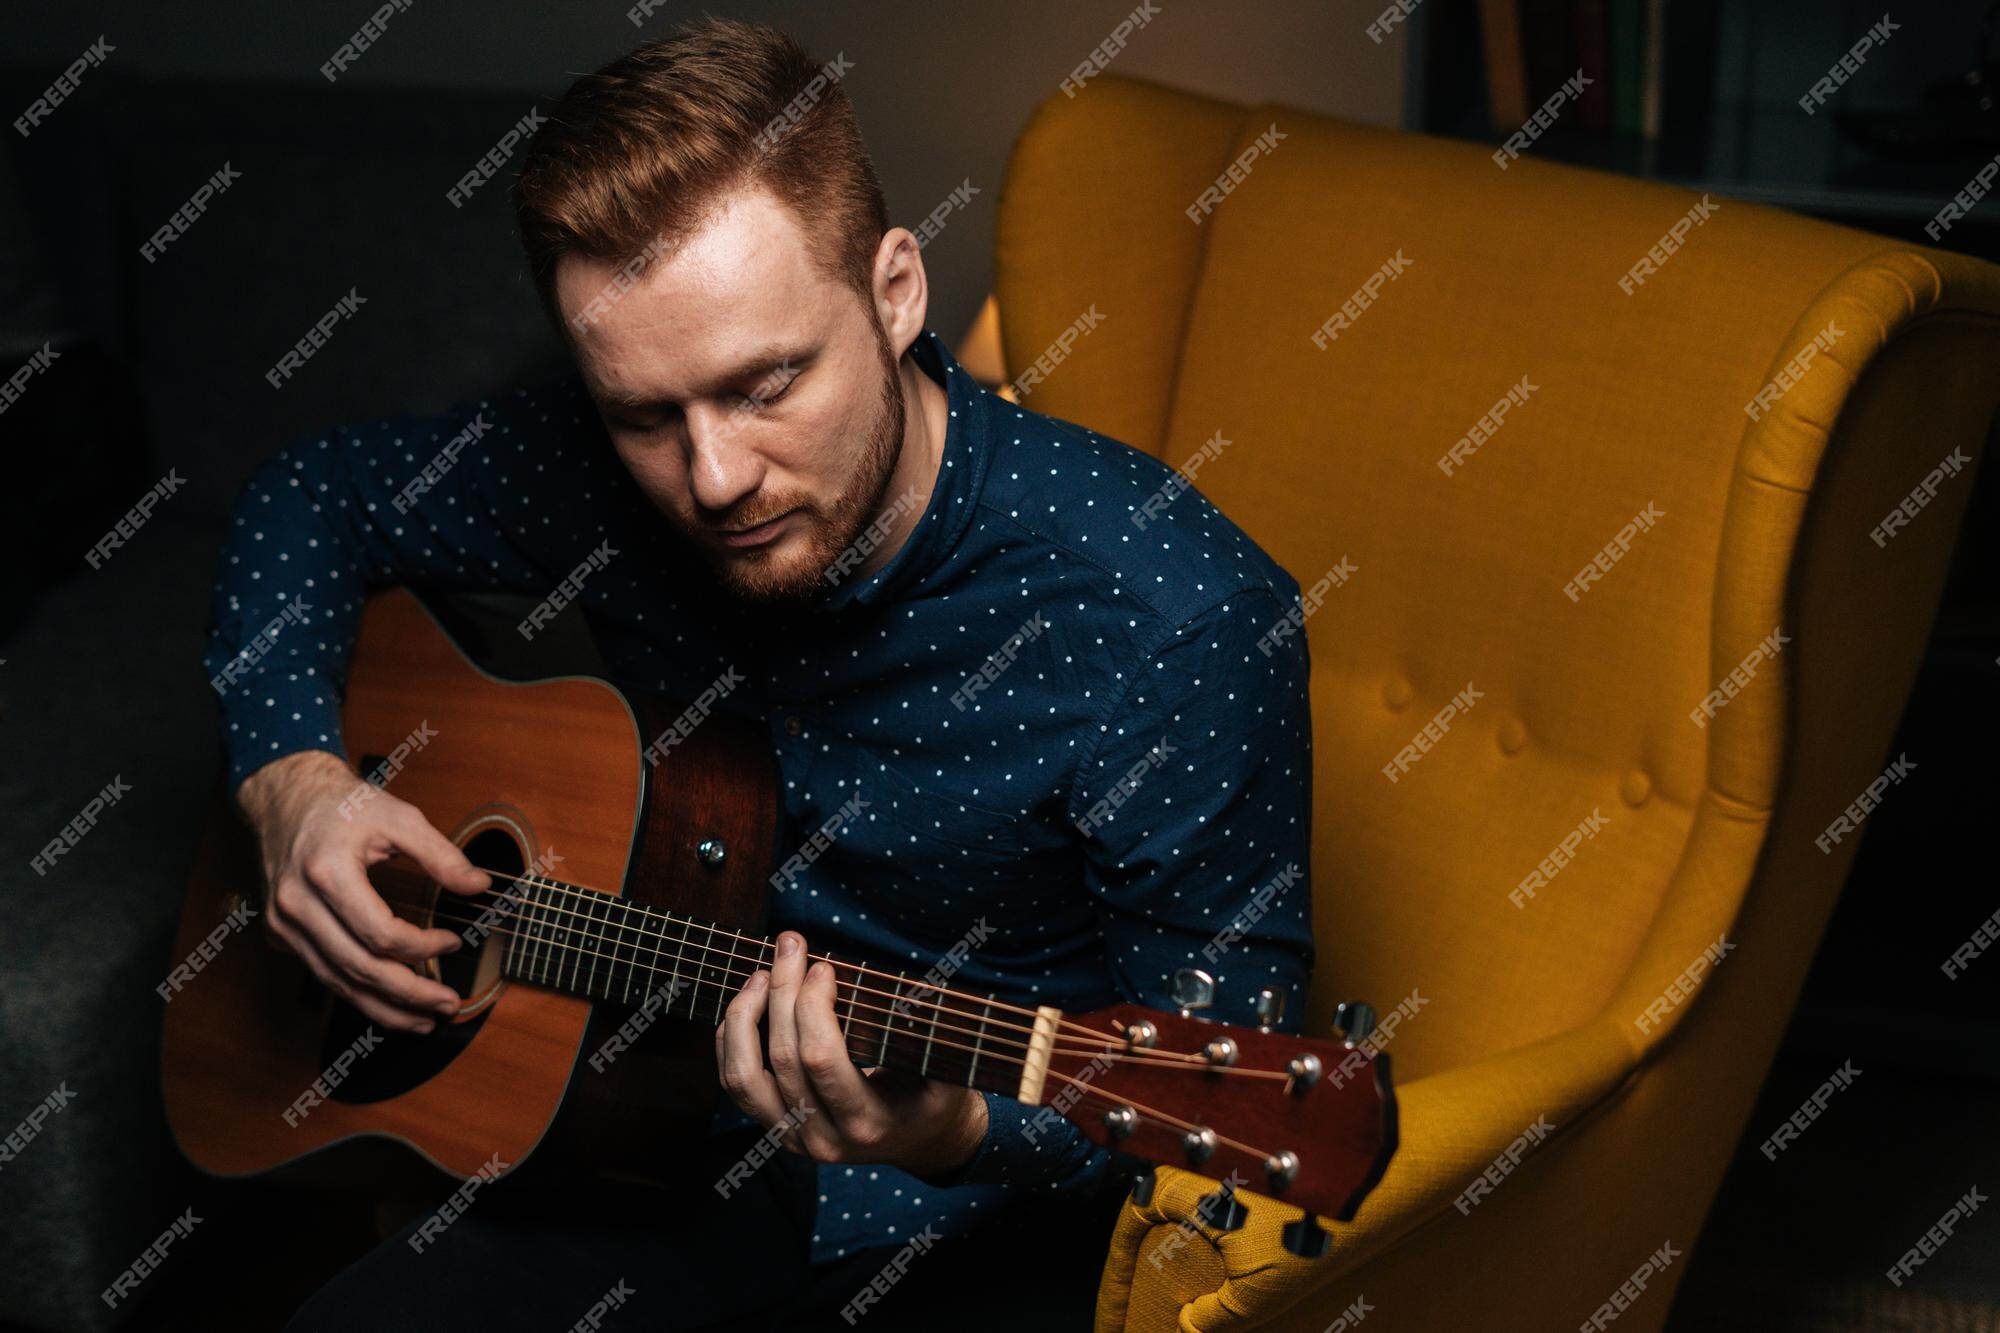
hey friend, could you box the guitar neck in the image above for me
[495,874,1030,1099]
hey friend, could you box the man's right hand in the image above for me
[236,749,491,1033]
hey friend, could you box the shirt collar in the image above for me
[814,326,987,614]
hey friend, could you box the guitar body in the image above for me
[162,586,779,1189]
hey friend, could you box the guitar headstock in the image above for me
[1039,994,1396,1243]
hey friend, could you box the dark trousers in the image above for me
[284,1128,1128,1332]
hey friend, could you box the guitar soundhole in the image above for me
[319,825,526,1104]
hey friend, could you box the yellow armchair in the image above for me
[977,74,2000,1332]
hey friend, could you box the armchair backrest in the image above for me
[992,74,1951,1081]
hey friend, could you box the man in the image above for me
[206,17,1315,1330]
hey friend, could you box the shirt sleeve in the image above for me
[200,375,623,800]
[913,584,1316,1193]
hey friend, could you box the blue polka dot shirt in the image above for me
[202,327,1316,1262]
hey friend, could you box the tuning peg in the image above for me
[1196,1181,1248,1232]
[1333,1001,1376,1043]
[1171,968,1215,1018]
[1281,1213,1332,1259]
[1255,987,1285,1033]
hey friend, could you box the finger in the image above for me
[268,904,436,1035]
[795,959,874,1122]
[386,803,492,897]
[762,932,814,1113]
[285,877,461,1018]
[310,846,462,964]
[716,969,788,1128]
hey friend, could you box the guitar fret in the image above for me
[639,905,665,1004]
[881,971,904,1067]
[612,897,638,1003]
[577,891,604,998]
[526,878,552,985]
[968,994,992,1089]
[707,922,725,1023]
[920,981,939,1077]
[666,913,688,1016]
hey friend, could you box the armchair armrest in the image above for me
[1095,1017,1639,1333]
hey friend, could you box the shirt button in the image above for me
[784,715,803,737]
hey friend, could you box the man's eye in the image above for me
[741,376,795,407]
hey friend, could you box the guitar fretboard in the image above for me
[496,876,1025,1097]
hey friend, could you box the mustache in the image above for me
[704,498,808,532]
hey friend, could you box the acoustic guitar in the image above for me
[162,587,1396,1254]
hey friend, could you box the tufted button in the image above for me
[1620,769,1652,806]
[1381,675,1413,710]
[1496,717,1527,755]
[783,714,803,737]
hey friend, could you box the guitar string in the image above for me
[387,894,1292,1081]
[474,866,1131,1047]
[384,887,1292,1080]
[399,866,1186,1056]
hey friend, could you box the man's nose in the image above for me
[685,404,765,513]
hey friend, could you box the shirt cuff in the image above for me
[907,1090,1098,1190]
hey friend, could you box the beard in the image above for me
[702,322,907,605]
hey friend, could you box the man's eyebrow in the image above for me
[600,344,810,409]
